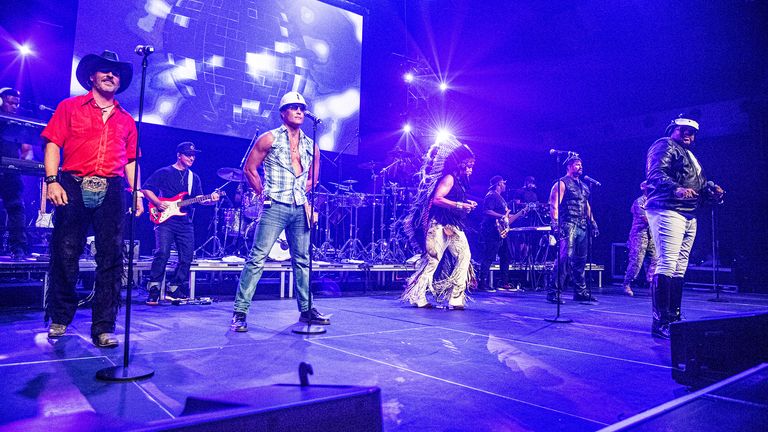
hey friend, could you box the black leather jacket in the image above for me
[645,137,715,217]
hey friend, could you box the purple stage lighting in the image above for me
[403,123,412,134]
[403,72,414,83]
[438,82,448,92]
[17,43,33,56]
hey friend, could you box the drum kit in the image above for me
[198,149,422,263]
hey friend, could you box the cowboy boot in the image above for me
[651,274,673,339]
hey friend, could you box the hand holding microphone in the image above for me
[706,181,725,203]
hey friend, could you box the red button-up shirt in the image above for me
[41,91,138,177]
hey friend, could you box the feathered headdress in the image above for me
[402,135,473,252]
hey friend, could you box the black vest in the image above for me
[558,176,590,226]
[430,176,468,229]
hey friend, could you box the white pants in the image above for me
[404,220,471,307]
[646,209,697,278]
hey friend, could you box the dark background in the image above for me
[1,0,766,291]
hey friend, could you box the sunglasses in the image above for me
[96,67,121,77]
[284,103,306,112]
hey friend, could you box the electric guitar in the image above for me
[148,191,225,224]
[496,202,535,238]
[35,179,54,229]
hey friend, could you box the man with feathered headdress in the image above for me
[402,135,477,309]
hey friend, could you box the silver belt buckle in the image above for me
[82,176,107,192]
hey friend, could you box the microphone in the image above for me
[134,45,155,56]
[549,149,579,157]
[583,175,602,187]
[304,110,322,124]
[38,104,55,112]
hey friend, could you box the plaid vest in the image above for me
[263,125,313,205]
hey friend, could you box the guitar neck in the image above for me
[40,180,47,212]
[177,191,224,208]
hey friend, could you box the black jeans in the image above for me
[549,222,588,296]
[46,173,126,336]
[0,172,27,253]
[478,228,510,288]
[149,221,194,290]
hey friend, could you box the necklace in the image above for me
[97,104,114,113]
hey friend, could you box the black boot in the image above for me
[651,274,673,339]
[670,277,684,323]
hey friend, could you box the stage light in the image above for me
[403,123,412,134]
[435,128,451,143]
[18,43,33,57]
[403,72,414,83]
[438,82,448,92]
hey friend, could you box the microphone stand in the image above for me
[708,205,727,302]
[293,117,326,335]
[96,51,154,381]
[545,154,572,324]
[580,178,597,305]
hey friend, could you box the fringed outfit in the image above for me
[401,137,476,307]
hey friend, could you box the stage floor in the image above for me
[1,287,767,431]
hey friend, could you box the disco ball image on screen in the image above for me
[72,0,363,154]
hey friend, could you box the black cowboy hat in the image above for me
[75,50,133,94]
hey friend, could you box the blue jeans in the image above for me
[234,201,311,314]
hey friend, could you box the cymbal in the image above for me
[217,167,244,182]
[357,161,382,170]
[341,179,358,185]
[387,149,417,159]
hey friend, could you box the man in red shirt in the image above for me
[41,50,144,348]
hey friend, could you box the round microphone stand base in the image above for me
[96,365,155,382]
[292,323,327,335]
[544,316,573,324]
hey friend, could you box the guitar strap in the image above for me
[187,170,193,195]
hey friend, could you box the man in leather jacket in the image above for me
[645,115,724,339]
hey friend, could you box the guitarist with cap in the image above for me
[142,141,219,304]
[478,175,528,292]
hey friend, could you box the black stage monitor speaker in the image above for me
[671,311,768,388]
[165,384,382,432]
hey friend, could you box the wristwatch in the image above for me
[44,175,59,185]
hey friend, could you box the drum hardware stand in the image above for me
[338,205,366,260]
[195,195,225,258]
[385,187,409,264]
[312,199,333,261]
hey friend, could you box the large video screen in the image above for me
[72,0,363,154]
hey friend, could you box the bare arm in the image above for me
[432,175,476,212]
[548,180,565,222]
[244,132,273,195]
